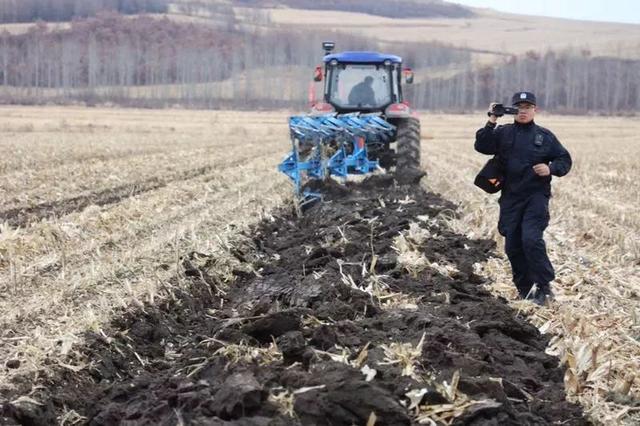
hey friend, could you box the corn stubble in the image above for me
[0,107,290,392]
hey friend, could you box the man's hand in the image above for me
[488,102,498,124]
[533,164,551,176]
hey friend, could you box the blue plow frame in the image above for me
[278,113,396,205]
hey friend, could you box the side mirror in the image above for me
[313,66,323,82]
[403,68,414,84]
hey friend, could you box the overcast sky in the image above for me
[449,0,640,24]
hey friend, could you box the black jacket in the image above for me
[475,120,572,198]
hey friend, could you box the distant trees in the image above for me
[0,13,235,104]
[0,0,168,23]
[0,13,473,108]
[413,49,640,114]
[399,41,470,69]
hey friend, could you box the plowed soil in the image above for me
[1,176,586,425]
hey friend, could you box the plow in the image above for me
[279,42,423,208]
[279,113,395,203]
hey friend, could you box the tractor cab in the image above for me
[313,42,414,116]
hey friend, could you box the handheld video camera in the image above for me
[487,103,518,118]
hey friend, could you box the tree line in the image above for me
[0,0,168,23]
[0,13,638,113]
[0,13,470,108]
[412,50,640,114]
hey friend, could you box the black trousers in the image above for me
[498,192,555,295]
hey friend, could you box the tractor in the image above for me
[279,41,422,207]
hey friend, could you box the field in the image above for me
[266,7,640,61]
[0,106,639,424]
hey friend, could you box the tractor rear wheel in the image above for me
[395,117,423,183]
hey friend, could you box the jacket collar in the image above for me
[514,120,535,129]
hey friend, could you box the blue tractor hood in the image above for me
[323,51,402,64]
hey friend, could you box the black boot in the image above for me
[531,284,554,306]
[515,280,534,299]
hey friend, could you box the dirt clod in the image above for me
[276,331,307,365]
[242,310,303,343]
[211,372,264,419]
[5,360,20,369]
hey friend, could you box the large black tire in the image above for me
[395,117,423,184]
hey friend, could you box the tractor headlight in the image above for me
[330,59,338,66]
[384,59,391,66]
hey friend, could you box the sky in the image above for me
[449,0,640,24]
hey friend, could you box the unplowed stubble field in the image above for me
[0,106,291,391]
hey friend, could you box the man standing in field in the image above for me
[475,92,572,306]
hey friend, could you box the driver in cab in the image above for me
[348,76,376,106]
